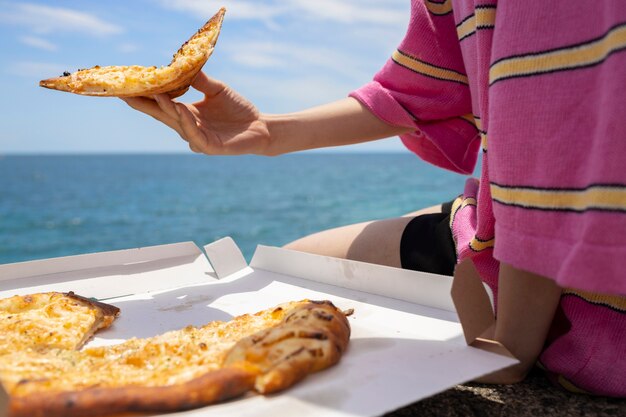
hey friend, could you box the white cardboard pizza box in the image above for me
[0,237,517,417]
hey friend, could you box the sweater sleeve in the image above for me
[350,0,479,174]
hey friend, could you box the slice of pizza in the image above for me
[0,291,120,355]
[2,300,350,417]
[224,300,352,394]
[39,7,225,98]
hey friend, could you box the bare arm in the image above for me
[262,98,414,155]
[123,72,413,156]
[476,262,562,384]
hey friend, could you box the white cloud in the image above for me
[158,0,408,75]
[158,0,284,22]
[286,0,407,25]
[230,50,283,69]
[229,72,358,112]
[19,35,58,51]
[157,0,407,26]
[225,40,372,80]
[0,3,123,36]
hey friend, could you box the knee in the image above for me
[282,235,325,255]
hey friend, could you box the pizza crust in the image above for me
[1,298,351,417]
[8,367,256,417]
[224,300,351,394]
[38,7,225,98]
[0,291,120,354]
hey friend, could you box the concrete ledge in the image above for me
[386,369,626,416]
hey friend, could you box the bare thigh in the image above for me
[283,204,443,268]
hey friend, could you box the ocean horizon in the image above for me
[0,153,471,265]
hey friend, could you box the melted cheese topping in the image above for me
[65,14,220,95]
[0,301,301,397]
[0,293,101,354]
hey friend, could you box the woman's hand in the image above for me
[123,71,414,156]
[122,72,271,155]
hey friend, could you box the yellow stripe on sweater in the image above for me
[449,196,477,228]
[392,50,469,84]
[480,132,488,151]
[563,289,626,312]
[490,23,626,84]
[490,184,626,212]
[449,196,493,252]
[469,237,495,252]
[425,0,452,16]
[456,15,476,40]
[557,375,591,394]
[473,115,482,131]
[459,113,477,127]
[456,7,496,40]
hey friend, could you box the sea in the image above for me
[0,153,471,265]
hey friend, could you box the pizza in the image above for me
[0,292,351,417]
[0,291,119,354]
[38,7,225,98]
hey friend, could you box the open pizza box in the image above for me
[0,237,517,416]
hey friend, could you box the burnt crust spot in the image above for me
[297,330,328,340]
[171,7,225,64]
[64,291,120,318]
[283,347,305,361]
[308,347,324,357]
[313,310,334,321]
[260,331,296,347]
[309,300,336,308]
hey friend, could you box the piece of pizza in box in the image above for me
[0,291,120,354]
[0,294,351,417]
[39,7,225,98]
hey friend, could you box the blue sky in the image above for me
[0,0,411,154]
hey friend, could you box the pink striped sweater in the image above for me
[351,0,626,396]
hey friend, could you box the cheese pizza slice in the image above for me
[39,7,225,98]
[1,299,351,417]
[0,291,120,355]
[224,300,352,394]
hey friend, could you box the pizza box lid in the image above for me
[0,237,517,417]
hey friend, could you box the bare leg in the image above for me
[283,204,443,268]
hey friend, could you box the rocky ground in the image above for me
[386,369,626,417]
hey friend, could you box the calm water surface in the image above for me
[0,153,471,264]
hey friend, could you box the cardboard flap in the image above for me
[0,241,205,282]
[451,261,519,365]
[0,242,214,300]
[250,245,457,312]
[203,237,248,279]
[451,259,496,344]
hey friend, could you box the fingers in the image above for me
[153,94,180,121]
[192,71,226,97]
[124,95,203,149]
[175,102,217,153]
[188,142,201,153]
